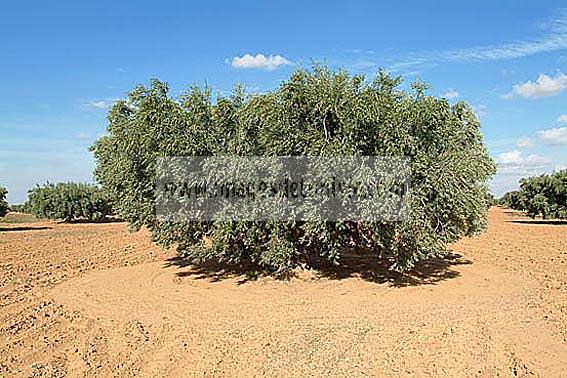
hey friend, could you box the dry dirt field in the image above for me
[0,208,566,377]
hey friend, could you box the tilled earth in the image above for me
[0,208,566,377]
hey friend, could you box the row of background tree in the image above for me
[0,183,112,221]
[499,170,567,219]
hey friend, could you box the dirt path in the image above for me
[1,208,566,377]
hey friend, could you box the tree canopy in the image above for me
[501,170,567,219]
[92,66,495,271]
[26,182,112,222]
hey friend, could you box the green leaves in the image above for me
[0,187,8,217]
[92,66,495,271]
[503,170,567,219]
[26,182,112,222]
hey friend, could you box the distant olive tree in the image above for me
[503,171,567,219]
[26,182,112,222]
[484,191,498,208]
[92,66,495,271]
[0,187,8,217]
[8,204,27,213]
[500,190,523,209]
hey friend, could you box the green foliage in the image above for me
[484,191,497,208]
[91,66,495,271]
[502,170,567,219]
[8,204,27,213]
[0,187,8,217]
[26,182,112,222]
[500,190,522,209]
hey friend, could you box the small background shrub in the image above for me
[501,170,567,219]
[26,182,112,222]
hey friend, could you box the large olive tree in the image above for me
[92,67,495,271]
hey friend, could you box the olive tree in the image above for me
[26,182,112,222]
[503,170,567,219]
[92,67,495,271]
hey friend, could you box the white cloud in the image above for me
[86,100,110,109]
[231,54,292,71]
[490,151,553,195]
[380,13,567,76]
[442,35,567,63]
[524,154,550,165]
[472,104,488,118]
[497,150,524,165]
[496,150,551,174]
[445,13,567,63]
[558,114,567,125]
[538,126,567,145]
[539,10,567,33]
[82,99,117,110]
[516,136,533,148]
[442,90,460,99]
[76,133,90,140]
[505,72,567,99]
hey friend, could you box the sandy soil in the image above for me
[0,208,566,377]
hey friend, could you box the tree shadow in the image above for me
[508,219,567,226]
[59,217,124,224]
[501,210,528,218]
[164,257,278,285]
[164,251,471,287]
[0,226,52,232]
[305,252,470,287]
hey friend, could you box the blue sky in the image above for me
[1,0,567,203]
